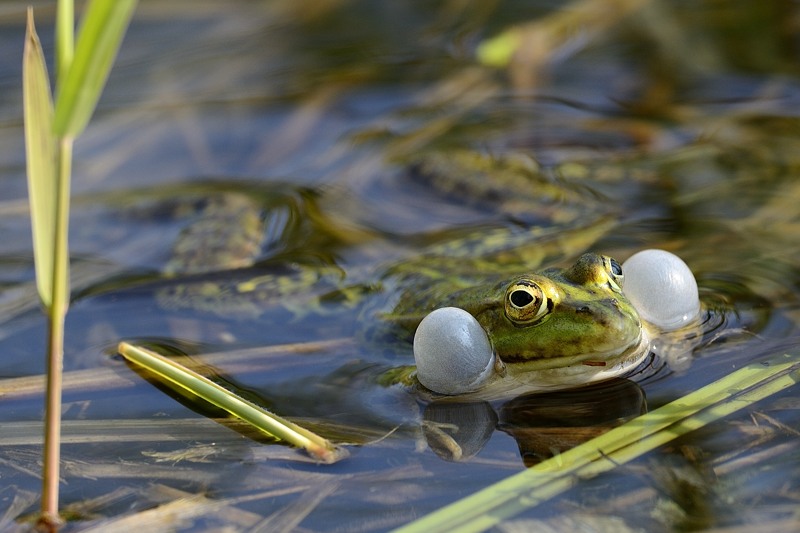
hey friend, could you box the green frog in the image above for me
[385,252,647,395]
[144,151,650,396]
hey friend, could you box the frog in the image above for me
[382,252,647,395]
[141,150,650,397]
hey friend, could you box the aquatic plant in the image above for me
[22,0,137,527]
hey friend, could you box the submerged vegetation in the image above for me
[3,0,800,531]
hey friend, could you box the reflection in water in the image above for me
[423,379,646,466]
[497,379,647,467]
[423,401,497,462]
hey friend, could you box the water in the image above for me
[1,1,800,530]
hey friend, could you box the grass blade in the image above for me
[24,10,70,526]
[23,2,137,526]
[53,0,137,137]
[395,352,800,533]
[56,0,74,83]
[22,8,58,309]
[118,342,349,464]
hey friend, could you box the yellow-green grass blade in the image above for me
[395,352,800,533]
[56,0,74,83]
[23,8,59,310]
[53,0,137,137]
[118,342,348,464]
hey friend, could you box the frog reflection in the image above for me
[422,378,648,465]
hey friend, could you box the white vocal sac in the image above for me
[413,307,495,395]
[622,249,700,331]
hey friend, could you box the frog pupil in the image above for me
[510,289,534,308]
[610,259,622,276]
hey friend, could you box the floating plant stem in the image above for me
[118,342,348,464]
[395,352,800,533]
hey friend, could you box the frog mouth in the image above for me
[445,332,651,402]
[501,329,649,376]
[581,360,610,367]
[424,331,651,404]
[580,331,652,382]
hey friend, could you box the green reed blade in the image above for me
[23,2,137,524]
[53,0,137,137]
[394,352,800,533]
[56,0,74,83]
[23,9,60,311]
[118,342,349,464]
[24,9,70,526]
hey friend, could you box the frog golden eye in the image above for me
[505,280,549,324]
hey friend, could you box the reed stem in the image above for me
[39,136,72,530]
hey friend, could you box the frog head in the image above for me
[460,253,644,379]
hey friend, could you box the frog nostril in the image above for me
[576,306,591,314]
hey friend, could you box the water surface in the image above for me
[1,1,800,531]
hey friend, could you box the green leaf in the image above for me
[53,0,137,137]
[118,342,349,464]
[56,0,75,83]
[23,8,58,309]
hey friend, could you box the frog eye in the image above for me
[603,256,624,291]
[505,280,550,324]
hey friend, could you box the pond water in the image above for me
[1,1,800,531]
